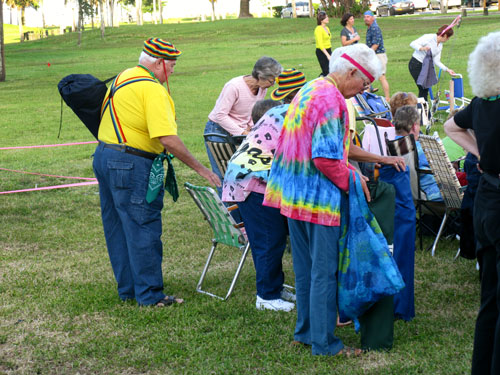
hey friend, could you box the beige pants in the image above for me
[377,53,388,75]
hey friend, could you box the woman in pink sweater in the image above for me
[204,56,282,190]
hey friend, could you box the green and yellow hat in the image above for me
[271,68,306,101]
[143,38,182,60]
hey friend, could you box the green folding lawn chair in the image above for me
[185,182,250,300]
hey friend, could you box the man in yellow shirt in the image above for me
[93,38,220,307]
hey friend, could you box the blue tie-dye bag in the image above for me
[338,172,405,323]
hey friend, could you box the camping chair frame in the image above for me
[185,182,250,300]
[385,133,436,252]
[204,133,245,176]
[429,74,471,128]
[418,134,464,256]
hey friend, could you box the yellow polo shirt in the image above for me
[98,66,177,154]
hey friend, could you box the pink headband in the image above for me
[340,53,375,83]
[439,15,461,36]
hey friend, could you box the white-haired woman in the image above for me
[444,31,500,375]
[204,57,282,188]
[264,44,381,357]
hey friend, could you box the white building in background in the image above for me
[2,0,292,28]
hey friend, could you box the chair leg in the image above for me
[196,240,225,300]
[431,212,448,257]
[454,247,461,261]
[223,242,251,300]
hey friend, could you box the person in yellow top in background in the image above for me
[314,11,332,77]
[93,38,220,308]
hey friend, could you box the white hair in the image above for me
[251,56,283,80]
[138,51,159,65]
[467,31,500,98]
[329,44,382,81]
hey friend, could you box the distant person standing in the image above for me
[409,25,456,102]
[340,13,360,46]
[364,10,390,101]
[314,11,332,76]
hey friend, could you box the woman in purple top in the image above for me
[204,57,282,189]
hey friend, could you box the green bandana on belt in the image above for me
[146,152,179,203]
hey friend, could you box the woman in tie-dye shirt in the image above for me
[263,44,382,356]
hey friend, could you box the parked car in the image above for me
[370,0,381,11]
[463,0,493,6]
[413,0,429,10]
[429,0,461,8]
[281,2,312,18]
[376,0,415,15]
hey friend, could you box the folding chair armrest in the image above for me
[417,168,433,175]
[227,204,239,212]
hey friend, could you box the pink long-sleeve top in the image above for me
[208,76,267,135]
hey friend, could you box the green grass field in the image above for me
[1,14,499,374]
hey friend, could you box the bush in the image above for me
[272,6,284,18]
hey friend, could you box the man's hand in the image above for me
[199,167,222,187]
[379,155,406,172]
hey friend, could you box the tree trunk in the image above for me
[0,0,6,82]
[159,0,163,24]
[440,0,448,13]
[136,0,143,25]
[309,0,313,17]
[72,2,76,31]
[292,0,296,17]
[239,0,252,18]
[40,0,46,28]
[99,0,105,38]
[211,0,215,21]
[91,5,95,29]
[108,0,114,27]
[18,7,24,42]
[153,0,157,24]
[78,0,83,46]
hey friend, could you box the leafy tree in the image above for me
[319,0,368,17]
[0,0,5,81]
[6,0,39,42]
[239,0,252,17]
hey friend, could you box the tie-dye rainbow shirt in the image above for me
[263,77,350,227]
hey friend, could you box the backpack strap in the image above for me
[100,73,158,144]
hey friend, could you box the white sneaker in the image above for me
[256,296,295,312]
[280,289,296,302]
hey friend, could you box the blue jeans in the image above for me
[237,192,288,300]
[92,142,166,305]
[288,218,344,356]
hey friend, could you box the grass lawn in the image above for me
[1,13,498,374]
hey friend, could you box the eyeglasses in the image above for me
[261,77,275,86]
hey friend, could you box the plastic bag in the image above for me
[337,172,405,322]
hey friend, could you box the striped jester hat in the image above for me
[143,38,182,60]
[271,68,306,101]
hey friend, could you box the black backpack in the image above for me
[57,74,115,139]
